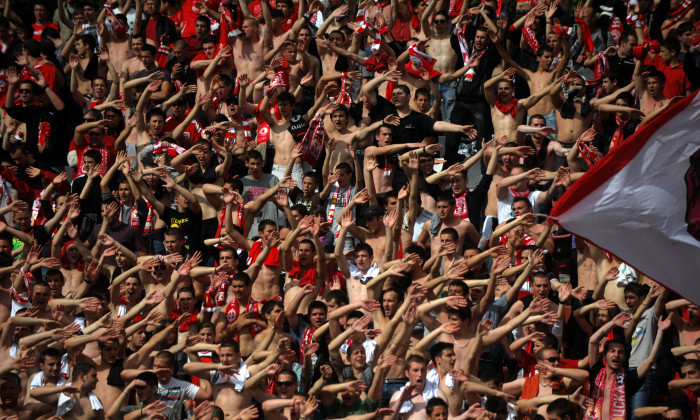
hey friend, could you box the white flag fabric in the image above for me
[551,90,700,304]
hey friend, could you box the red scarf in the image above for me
[609,114,628,150]
[662,0,694,30]
[575,18,595,54]
[202,277,231,312]
[300,326,315,359]
[37,121,51,152]
[510,188,530,197]
[60,241,84,271]
[522,27,540,53]
[454,191,469,220]
[225,295,264,339]
[288,260,316,287]
[584,367,626,420]
[246,240,281,267]
[496,96,517,117]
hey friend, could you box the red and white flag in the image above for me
[550,90,700,303]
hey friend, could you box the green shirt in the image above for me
[325,396,378,418]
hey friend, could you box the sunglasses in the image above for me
[19,89,32,94]
[154,264,167,270]
[434,19,447,23]
[84,118,97,122]
[277,381,295,387]
[543,357,560,363]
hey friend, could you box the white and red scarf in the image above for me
[300,112,325,166]
[584,367,626,420]
[454,191,469,220]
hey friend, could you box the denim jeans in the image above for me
[381,379,407,408]
[630,368,656,420]
[445,101,492,167]
[435,80,457,121]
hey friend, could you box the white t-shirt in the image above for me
[156,377,200,414]
[496,189,540,224]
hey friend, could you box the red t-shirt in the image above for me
[181,0,221,37]
[32,22,60,40]
[69,135,117,177]
[647,54,693,99]
[163,114,202,143]
[20,59,58,92]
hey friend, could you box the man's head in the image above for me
[681,360,700,393]
[297,239,317,267]
[307,300,327,328]
[435,193,456,221]
[39,348,62,381]
[659,38,681,65]
[426,398,448,420]
[391,85,411,108]
[241,18,259,40]
[430,342,456,372]
[75,33,96,56]
[277,369,298,398]
[619,31,638,56]
[380,287,403,318]
[218,341,241,366]
[0,372,21,407]
[145,0,161,15]
[164,228,185,254]
[201,35,218,59]
[346,341,367,371]
[334,162,353,187]
[134,372,159,403]
[31,280,51,310]
[535,347,560,380]
[99,338,120,365]
[45,269,65,298]
[678,22,694,49]
[646,69,666,97]
[497,79,515,101]
[623,282,647,312]
[414,88,431,113]
[72,362,98,391]
[353,243,374,271]
[331,105,349,131]
[474,26,489,50]
[153,351,175,383]
[146,107,166,136]
[546,398,577,420]
[246,150,264,178]
[176,287,195,313]
[374,124,394,147]
[536,46,554,70]
[140,44,157,68]
[229,272,252,300]
[603,339,629,371]
[528,114,548,140]
[512,197,533,217]
[531,272,551,299]
[404,354,428,388]
[261,300,284,324]
[218,246,238,268]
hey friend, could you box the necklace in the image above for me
[452,334,472,349]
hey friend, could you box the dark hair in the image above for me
[429,342,454,364]
[331,104,349,118]
[537,46,554,57]
[414,87,430,99]
[155,350,176,367]
[308,300,328,314]
[547,398,577,420]
[220,340,241,353]
[512,196,532,209]
[258,219,277,234]
[277,91,296,105]
[72,362,96,381]
[290,204,309,216]
[231,272,252,286]
[77,33,97,50]
[176,286,194,299]
[485,396,508,417]
[529,114,546,124]
[480,365,504,385]
[405,245,427,262]
[40,347,62,364]
[661,38,681,55]
[335,162,353,175]
[380,287,404,304]
[647,69,666,84]
[195,15,211,26]
[425,397,448,415]
[436,192,456,207]
[0,372,21,387]
[677,22,694,35]
[164,227,184,240]
[141,44,157,55]
[22,39,41,57]
[447,305,471,321]
[147,107,167,122]
[439,227,458,242]
[261,299,283,315]
[666,397,693,420]
[354,242,373,257]
[328,29,345,40]
[447,279,469,295]
[201,35,217,46]
[615,92,635,107]
[211,405,225,420]
[326,289,349,306]
[136,371,159,387]
[393,84,410,96]
[623,282,648,298]
[620,30,638,44]
[247,150,263,162]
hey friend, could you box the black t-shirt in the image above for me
[161,207,202,249]
[5,104,74,166]
[607,55,636,86]
[588,361,645,399]
[369,96,436,144]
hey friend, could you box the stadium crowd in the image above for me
[0,0,698,418]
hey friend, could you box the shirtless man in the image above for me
[120,33,146,82]
[184,338,285,416]
[258,91,331,184]
[388,355,446,420]
[418,193,480,257]
[494,31,570,139]
[102,15,134,80]
[550,70,595,144]
[327,105,400,173]
[634,61,670,116]
[668,300,700,353]
[336,214,385,303]
[0,372,53,419]
[364,127,425,194]
[232,9,273,80]
[484,68,555,143]
[214,273,267,357]
[30,362,104,420]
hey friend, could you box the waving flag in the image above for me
[550,90,700,304]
